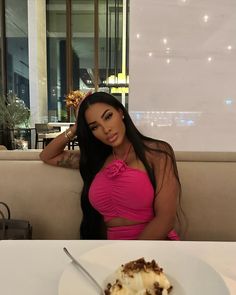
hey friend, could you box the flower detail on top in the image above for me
[104,160,127,178]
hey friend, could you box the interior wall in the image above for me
[129,0,236,152]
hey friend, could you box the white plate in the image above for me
[58,242,229,295]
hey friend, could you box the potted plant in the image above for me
[0,93,30,149]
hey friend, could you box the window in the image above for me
[5,0,29,107]
[46,0,129,122]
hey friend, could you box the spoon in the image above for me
[63,247,104,295]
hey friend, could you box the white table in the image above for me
[0,240,235,295]
[39,131,62,139]
[48,122,73,133]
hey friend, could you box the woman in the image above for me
[40,92,181,240]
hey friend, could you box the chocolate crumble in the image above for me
[122,257,163,277]
[104,258,173,295]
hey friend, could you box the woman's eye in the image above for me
[105,113,113,120]
[90,125,98,131]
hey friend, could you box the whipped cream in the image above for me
[104,258,172,295]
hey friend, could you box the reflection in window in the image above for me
[46,0,129,122]
[99,0,129,108]
[46,0,67,121]
[0,8,2,95]
[72,0,95,92]
[5,0,29,107]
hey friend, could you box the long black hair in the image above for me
[76,92,181,239]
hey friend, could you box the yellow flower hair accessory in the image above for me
[65,90,88,110]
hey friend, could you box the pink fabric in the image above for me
[107,223,180,240]
[89,157,180,240]
[89,159,155,222]
[107,223,148,240]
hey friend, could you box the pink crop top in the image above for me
[89,147,155,223]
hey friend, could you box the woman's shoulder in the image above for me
[143,138,174,156]
[143,139,177,177]
[142,139,176,170]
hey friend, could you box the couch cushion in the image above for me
[0,160,83,239]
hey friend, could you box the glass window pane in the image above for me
[0,7,2,95]
[46,0,130,122]
[46,0,67,122]
[99,0,129,107]
[5,0,29,107]
[72,0,95,92]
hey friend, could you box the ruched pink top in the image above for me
[89,159,155,223]
[88,145,179,240]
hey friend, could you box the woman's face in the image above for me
[85,102,126,147]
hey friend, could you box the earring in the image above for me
[122,115,125,119]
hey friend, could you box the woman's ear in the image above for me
[118,109,124,119]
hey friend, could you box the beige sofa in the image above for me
[0,150,236,241]
[176,151,236,241]
[0,150,83,239]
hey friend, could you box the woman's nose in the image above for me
[103,125,111,134]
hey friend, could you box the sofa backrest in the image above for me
[0,150,83,239]
[1,150,236,241]
[176,151,236,241]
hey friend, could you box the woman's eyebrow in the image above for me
[87,109,111,126]
[101,108,110,119]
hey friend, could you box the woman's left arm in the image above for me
[138,149,180,240]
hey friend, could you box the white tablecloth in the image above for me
[0,240,235,295]
[48,122,73,132]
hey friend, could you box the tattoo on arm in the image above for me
[57,153,80,169]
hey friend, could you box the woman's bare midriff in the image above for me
[106,217,146,228]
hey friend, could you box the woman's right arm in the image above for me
[39,125,80,169]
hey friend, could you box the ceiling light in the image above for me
[166,58,171,64]
[203,15,209,23]
[178,0,189,5]
[227,45,232,50]
[162,38,168,44]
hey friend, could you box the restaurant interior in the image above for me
[0,1,235,294]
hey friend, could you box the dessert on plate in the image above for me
[104,257,172,295]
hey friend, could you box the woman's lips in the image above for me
[107,133,118,143]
